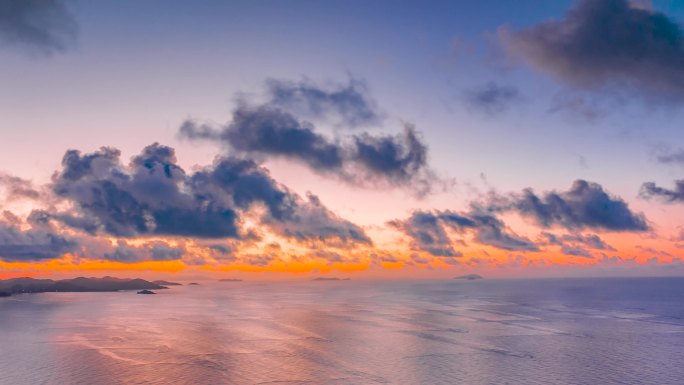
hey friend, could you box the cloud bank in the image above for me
[46,143,371,245]
[391,180,648,258]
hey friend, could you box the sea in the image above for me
[1,277,683,384]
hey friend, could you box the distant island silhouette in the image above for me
[153,280,182,286]
[188,282,200,286]
[0,277,168,297]
[219,278,243,282]
[137,290,156,295]
[312,277,351,281]
[454,274,483,280]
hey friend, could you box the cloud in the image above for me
[470,213,539,251]
[540,232,615,251]
[181,106,436,196]
[392,180,647,259]
[560,245,594,258]
[0,172,42,201]
[389,209,537,256]
[46,143,370,245]
[103,242,144,263]
[499,0,684,99]
[263,192,371,244]
[655,149,684,165]
[640,180,684,202]
[265,78,381,127]
[103,241,184,263]
[463,82,522,114]
[0,212,77,261]
[51,144,241,238]
[388,211,467,257]
[351,124,431,189]
[539,231,615,258]
[181,106,344,172]
[0,0,77,55]
[484,180,650,231]
[150,242,184,261]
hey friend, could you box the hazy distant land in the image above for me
[454,274,483,280]
[312,277,351,281]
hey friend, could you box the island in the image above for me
[153,280,183,286]
[0,277,168,297]
[454,274,484,280]
[312,277,351,281]
[137,290,156,295]
[188,282,200,286]
[219,278,242,282]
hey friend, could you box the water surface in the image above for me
[1,278,683,384]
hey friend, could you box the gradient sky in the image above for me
[3,0,684,279]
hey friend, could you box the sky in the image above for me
[3,0,684,280]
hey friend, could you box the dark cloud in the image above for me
[150,243,184,261]
[470,213,539,251]
[500,0,684,99]
[463,82,522,114]
[181,107,435,196]
[0,213,77,261]
[103,241,184,263]
[352,124,429,187]
[104,242,144,263]
[563,233,615,250]
[640,180,684,202]
[485,180,650,232]
[28,209,100,235]
[265,78,381,128]
[202,243,237,263]
[389,209,537,256]
[0,0,77,55]
[263,192,371,244]
[47,143,369,244]
[52,144,241,238]
[388,211,466,257]
[180,106,344,172]
[539,231,615,258]
[540,232,615,251]
[392,180,647,258]
[560,245,594,258]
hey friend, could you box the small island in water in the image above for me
[454,274,484,280]
[0,277,168,297]
[219,278,243,282]
[312,277,351,281]
[137,290,156,295]
[153,280,182,286]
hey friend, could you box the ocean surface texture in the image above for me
[1,278,683,384]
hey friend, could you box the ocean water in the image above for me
[1,278,683,385]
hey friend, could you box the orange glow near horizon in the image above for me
[0,217,681,280]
